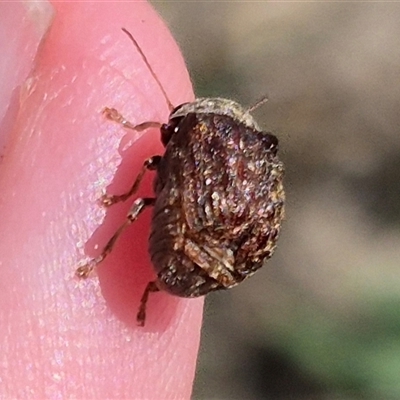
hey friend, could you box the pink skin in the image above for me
[0,1,203,398]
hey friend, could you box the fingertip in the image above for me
[0,2,201,398]
[0,0,54,153]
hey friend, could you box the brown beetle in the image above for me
[76,29,285,326]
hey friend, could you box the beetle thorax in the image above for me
[169,98,261,131]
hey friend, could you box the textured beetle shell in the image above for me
[149,99,285,298]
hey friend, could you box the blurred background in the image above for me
[153,3,400,400]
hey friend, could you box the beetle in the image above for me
[76,29,285,326]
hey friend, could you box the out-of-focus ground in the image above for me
[153,3,400,400]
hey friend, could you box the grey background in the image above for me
[153,3,400,399]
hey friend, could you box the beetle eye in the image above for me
[262,132,279,150]
[161,123,172,147]
[161,117,183,147]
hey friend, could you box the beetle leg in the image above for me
[76,197,155,279]
[103,107,162,132]
[101,156,161,207]
[136,281,160,326]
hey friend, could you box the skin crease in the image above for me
[0,1,203,399]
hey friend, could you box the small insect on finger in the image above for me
[75,28,285,327]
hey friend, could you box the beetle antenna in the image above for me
[247,95,269,113]
[121,27,174,112]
